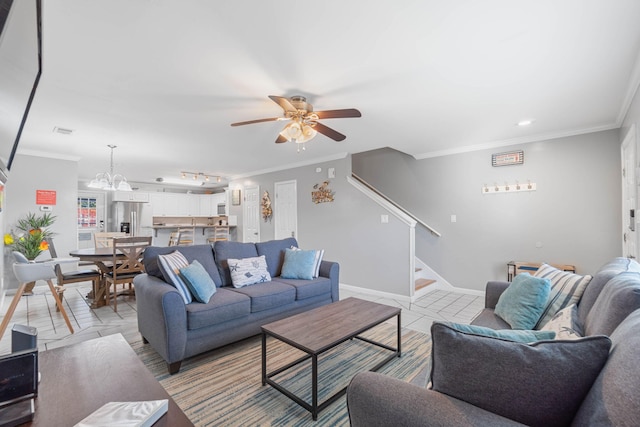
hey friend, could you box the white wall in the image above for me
[3,154,79,290]
[353,130,621,291]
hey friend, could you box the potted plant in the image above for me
[4,212,56,293]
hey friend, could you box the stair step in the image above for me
[415,278,436,291]
[415,267,423,273]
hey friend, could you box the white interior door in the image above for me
[275,180,297,240]
[622,124,638,259]
[243,185,260,243]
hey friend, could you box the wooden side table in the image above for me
[507,261,576,281]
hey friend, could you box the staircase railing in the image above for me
[350,173,441,237]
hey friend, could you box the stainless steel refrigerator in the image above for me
[111,201,144,236]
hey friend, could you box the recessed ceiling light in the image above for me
[517,119,534,126]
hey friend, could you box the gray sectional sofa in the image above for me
[134,237,339,374]
[347,257,640,426]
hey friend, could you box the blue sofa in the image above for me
[134,238,339,374]
[347,258,640,426]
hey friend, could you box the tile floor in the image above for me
[0,282,484,354]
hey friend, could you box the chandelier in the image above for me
[87,145,132,191]
[279,118,317,152]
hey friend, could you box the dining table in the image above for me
[68,247,129,308]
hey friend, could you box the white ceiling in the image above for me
[14,0,640,189]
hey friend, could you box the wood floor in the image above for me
[0,281,484,355]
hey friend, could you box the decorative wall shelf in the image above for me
[481,182,536,195]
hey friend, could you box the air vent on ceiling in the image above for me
[53,126,74,135]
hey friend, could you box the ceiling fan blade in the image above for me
[313,108,362,119]
[275,134,288,144]
[268,95,297,112]
[312,122,346,141]
[230,117,281,127]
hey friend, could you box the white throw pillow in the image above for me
[227,255,271,288]
[533,264,592,328]
[541,304,583,340]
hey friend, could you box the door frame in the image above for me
[621,124,638,259]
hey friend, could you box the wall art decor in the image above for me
[311,180,334,204]
[261,191,272,222]
[492,150,524,167]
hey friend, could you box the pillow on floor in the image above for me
[429,321,611,427]
[533,264,592,328]
[494,273,551,329]
[180,260,217,304]
[228,255,271,288]
[540,304,583,340]
[157,251,193,304]
[438,321,555,342]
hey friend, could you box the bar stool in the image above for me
[0,252,76,340]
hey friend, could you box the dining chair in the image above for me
[177,227,195,246]
[206,226,229,243]
[168,231,181,246]
[46,238,102,311]
[94,231,128,248]
[104,236,152,312]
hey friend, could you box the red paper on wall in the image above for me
[36,190,56,205]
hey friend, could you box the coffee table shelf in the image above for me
[261,297,401,420]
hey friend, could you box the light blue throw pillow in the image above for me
[495,273,551,329]
[439,321,555,342]
[280,248,317,280]
[179,260,217,304]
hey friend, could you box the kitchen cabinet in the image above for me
[113,191,149,202]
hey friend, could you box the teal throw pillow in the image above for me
[179,260,217,304]
[438,321,555,342]
[495,273,551,329]
[280,248,317,280]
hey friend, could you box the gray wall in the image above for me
[229,156,413,295]
[3,154,79,290]
[353,129,621,291]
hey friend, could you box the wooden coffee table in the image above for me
[261,297,401,420]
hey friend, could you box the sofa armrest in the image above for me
[485,280,510,309]
[347,372,524,427]
[134,273,188,364]
[319,260,340,302]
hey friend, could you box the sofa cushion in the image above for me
[180,260,217,304]
[494,273,551,329]
[255,237,298,278]
[540,304,583,340]
[213,241,259,286]
[185,288,250,330]
[143,244,222,287]
[430,322,611,427]
[273,276,333,300]
[533,264,592,328]
[578,257,640,323]
[228,281,296,313]
[470,309,512,329]
[228,255,272,288]
[280,248,317,280]
[437,321,555,342]
[572,309,640,426]
[157,251,193,304]
[583,272,640,336]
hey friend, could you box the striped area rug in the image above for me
[132,322,432,426]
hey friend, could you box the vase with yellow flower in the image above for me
[4,212,56,294]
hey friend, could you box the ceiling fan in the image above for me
[231,95,361,146]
